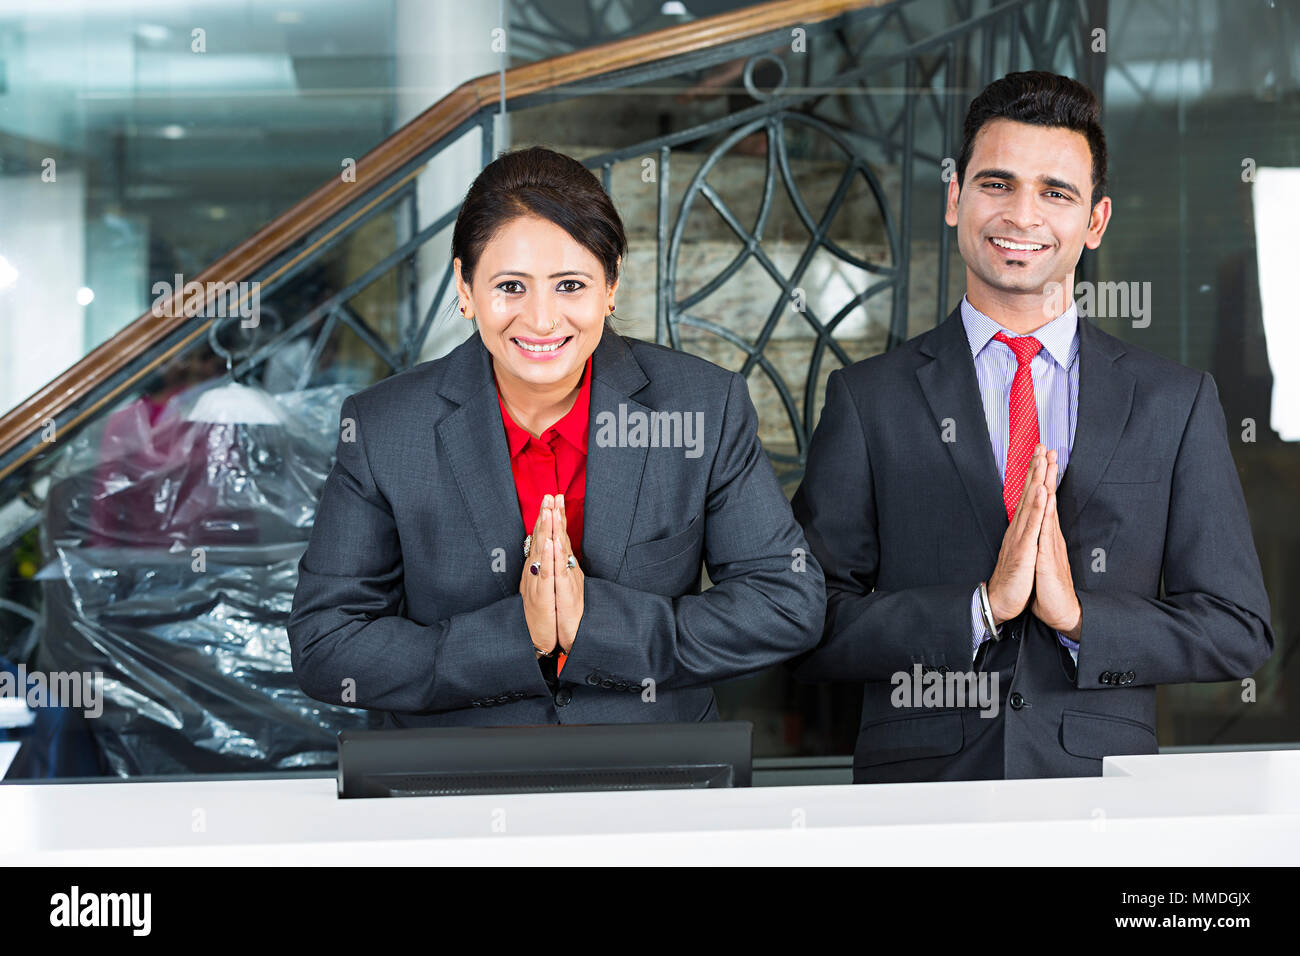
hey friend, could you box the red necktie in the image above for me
[993,331,1043,521]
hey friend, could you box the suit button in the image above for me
[601,678,615,688]
[555,688,572,707]
[1009,692,1025,710]
[471,700,483,707]
[1099,671,1112,684]
[586,673,600,686]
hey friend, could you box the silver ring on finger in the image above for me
[565,554,577,570]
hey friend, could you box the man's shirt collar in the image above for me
[960,293,1079,371]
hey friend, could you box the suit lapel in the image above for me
[915,307,1007,560]
[435,328,653,594]
[914,306,1136,557]
[580,329,652,575]
[1054,313,1134,541]
[436,336,527,598]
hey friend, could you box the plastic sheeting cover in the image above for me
[33,379,376,776]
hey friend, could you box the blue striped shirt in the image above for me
[961,295,1081,662]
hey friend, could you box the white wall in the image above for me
[395,0,502,364]
[0,171,86,412]
[1253,167,1300,442]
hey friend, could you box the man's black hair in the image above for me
[957,70,1108,208]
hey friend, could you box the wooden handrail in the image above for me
[0,0,879,481]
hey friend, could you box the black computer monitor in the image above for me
[337,721,752,798]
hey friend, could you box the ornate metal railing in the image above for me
[0,0,1104,517]
[0,0,871,495]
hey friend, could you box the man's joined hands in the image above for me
[986,443,1083,641]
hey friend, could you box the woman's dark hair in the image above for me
[957,71,1108,209]
[451,146,628,329]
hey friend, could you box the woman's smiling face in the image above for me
[454,214,617,392]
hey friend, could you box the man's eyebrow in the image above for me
[971,167,1082,197]
[488,270,594,280]
[1039,176,1081,197]
[970,167,1019,182]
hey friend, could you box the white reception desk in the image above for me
[3,749,1298,865]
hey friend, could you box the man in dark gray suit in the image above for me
[288,326,824,728]
[792,71,1273,782]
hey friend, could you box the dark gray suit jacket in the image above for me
[792,306,1273,782]
[288,328,824,728]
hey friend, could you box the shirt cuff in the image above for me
[1056,629,1079,664]
[971,587,990,660]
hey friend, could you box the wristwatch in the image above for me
[978,580,1003,641]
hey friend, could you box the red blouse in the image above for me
[495,354,591,675]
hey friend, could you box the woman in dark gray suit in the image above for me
[288,146,824,728]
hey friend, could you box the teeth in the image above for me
[992,238,1045,251]
[515,338,565,352]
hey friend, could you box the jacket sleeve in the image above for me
[1073,371,1274,687]
[287,395,551,713]
[560,372,826,690]
[789,368,977,682]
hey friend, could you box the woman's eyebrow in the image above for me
[489,270,594,280]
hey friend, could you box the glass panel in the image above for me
[2,0,1295,782]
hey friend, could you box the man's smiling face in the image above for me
[946,118,1110,307]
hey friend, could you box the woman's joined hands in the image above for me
[520,503,557,657]
[519,494,584,658]
[552,494,585,655]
